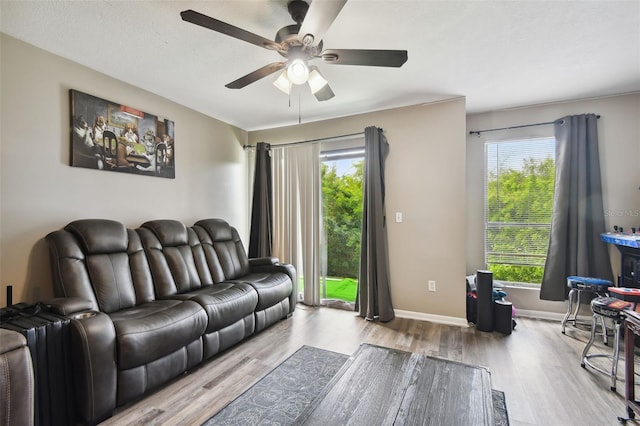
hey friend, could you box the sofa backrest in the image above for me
[192,219,251,282]
[46,219,156,313]
[137,220,215,297]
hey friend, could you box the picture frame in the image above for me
[70,89,175,178]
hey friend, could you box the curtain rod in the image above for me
[468,115,600,136]
[243,131,364,150]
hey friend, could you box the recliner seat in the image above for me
[0,329,35,426]
[193,219,296,332]
[45,218,296,425]
[46,220,208,423]
[137,219,258,359]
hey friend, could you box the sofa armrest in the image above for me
[249,256,280,266]
[45,297,95,316]
[69,311,117,424]
[249,261,296,282]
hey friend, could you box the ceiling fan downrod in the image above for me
[288,0,309,25]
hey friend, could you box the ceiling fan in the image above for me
[180,0,408,101]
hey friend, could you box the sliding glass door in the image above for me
[262,135,365,308]
[320,148,364,308]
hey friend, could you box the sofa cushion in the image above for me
[109,300,207,370]
[232,272,293,311]
[137,221,214,297]
[66,219,128,254]
[49,220,156,313]
[185,283,258,333]
[140,220,189,247]
[192,219,251,281]
[137,220,259,337]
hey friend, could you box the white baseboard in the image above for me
[394,308,588,326]
[515,308,594,322]
[394,309,469,328]
[515,309,564,321]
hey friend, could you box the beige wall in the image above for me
[5,32,634,321]
[250,98,468,322]
[0,35,250,306]
[466,93,640,314]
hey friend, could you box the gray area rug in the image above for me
[203,345,509,425]
[203,346,349,426]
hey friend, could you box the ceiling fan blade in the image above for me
[320,49,408,67]
[298,0,347,47]
[313,82,335,102]
[181,9,281,51]
[225,62,286,89]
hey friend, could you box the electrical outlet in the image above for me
[428,280,436,292]
[395,212,403,223]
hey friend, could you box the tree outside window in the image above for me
[484,138,555,284]
[321,153,363,302]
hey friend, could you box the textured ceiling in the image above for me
[1,0,639,131]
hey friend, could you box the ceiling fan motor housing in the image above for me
[277,1,321,57]
[275,25,322,58]
[275,25,301,47]
[288,0,309,24]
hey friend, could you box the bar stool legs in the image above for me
[562,288,579,334]
[562,274,613,343]
[563,287,608,344]
[581,312,622,391]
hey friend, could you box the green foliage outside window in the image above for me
[486,147,555,284]
[321,161,363,279]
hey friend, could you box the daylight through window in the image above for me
[320,147,364,303]
[484,137,556,284]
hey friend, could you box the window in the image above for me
[484,137,555,284]
[320,147,364,304]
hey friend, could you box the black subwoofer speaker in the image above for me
[494,300,513,335]
[476,270,494,332]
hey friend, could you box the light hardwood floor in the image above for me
[101,306,639,426]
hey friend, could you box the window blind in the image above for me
[484,137,556,276]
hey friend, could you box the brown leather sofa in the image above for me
[0,328,35,426]
[45,218,296,425]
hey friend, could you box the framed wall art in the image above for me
[70,89,175,178]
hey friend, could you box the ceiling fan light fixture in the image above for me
[287,58,309,85]
[313,82,335,101]
[273,70,292,94]
[307,67,329,94]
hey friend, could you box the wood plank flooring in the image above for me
[101,306,639,426]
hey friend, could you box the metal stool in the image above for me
[562,276,612,340]
[581,296,633,391]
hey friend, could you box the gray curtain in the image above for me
[540,114,613,301]
[356,126,394,321]
[249,142,272,258]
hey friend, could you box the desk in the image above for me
[624,310,640,419]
